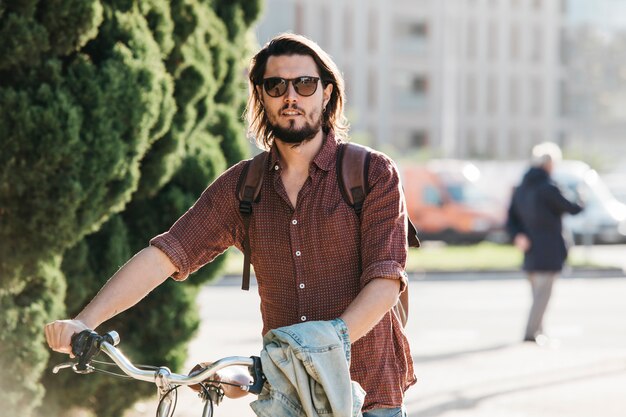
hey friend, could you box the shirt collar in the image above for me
[267,129,339,172]
[312,129,337,172]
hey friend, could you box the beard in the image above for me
[267,106,323,145]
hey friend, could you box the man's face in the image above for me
[259,54,333,145]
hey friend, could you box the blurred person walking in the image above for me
[506,142,584,344]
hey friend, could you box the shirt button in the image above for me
[295,250,301,256]
[274,164,279,170]
[299,283,305,289]
[300,316,307,321]
[292,219,298,225]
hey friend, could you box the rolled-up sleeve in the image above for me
[359,152,409,291]
[150,161,247,281]
[360,261,409,292]
[151,232,191,280]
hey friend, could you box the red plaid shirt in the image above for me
[151,130,416,410]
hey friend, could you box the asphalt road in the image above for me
[125,269,626,417]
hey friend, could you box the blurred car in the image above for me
[553,161,626,244]
[401,160,504,244]
[601,172,626,205]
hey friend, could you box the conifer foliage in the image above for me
[0,1,261,416]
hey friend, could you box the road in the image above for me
[404,274,626,417]
[125,269,626,417]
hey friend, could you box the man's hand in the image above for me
[514,233,531,252]
[44,319,90,355]
[188,363,252,399]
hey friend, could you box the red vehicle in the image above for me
[401,160,504,244]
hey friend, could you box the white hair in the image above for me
[531,142,562,167]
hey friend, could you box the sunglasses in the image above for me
[262,76,321,97]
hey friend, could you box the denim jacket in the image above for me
[250,319,366,417]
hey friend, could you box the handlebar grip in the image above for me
[71,330,101,373]
[71,330,95,356]
[247,356,266,395]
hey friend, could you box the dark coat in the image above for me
[506,167,584,272]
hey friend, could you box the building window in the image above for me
[295,3,304,34]
[530,25,543,62]
[510,130,521,157]
[394,71,428,110]
[509,22,520,60]
[486,130,497,158]
[467,20,477,60]
[487,75,498,113]
[466,129,481,157]
[559,27,569,65]
[320,5,331,49]
[368,68,377,108]
[368,9,378,51]
[530,78,543,116]
[344,7,353,49]
[411,130,429,148]
[403,21,428,38]
[412,76,428,94]
[466,74,477,114]
[394,19,429,55]
[559,79,568,117]
[509,77,519,115]
[488,20,499,60]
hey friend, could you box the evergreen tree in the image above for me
[0,1,260,416]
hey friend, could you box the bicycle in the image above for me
[53,330,265,417]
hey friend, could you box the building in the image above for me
[254,0,566,159]
[562,27,626,167]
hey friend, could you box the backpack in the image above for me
[236,142,420,326]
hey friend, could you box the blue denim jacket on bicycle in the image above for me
[250,318,365,417]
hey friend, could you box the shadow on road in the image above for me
[407,357,626,417]
[412,343,514,363]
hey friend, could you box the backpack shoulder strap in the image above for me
[336,142,371,215]
[337,142,420,248]
[237,151,268,291]
[238,152,267,207]
[336,142,418,327]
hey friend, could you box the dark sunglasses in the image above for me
[262,76,320,97]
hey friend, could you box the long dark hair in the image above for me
[246,33,350,150]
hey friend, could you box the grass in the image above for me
[218,242,604,276]
[406,242,524,271]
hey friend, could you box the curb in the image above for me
[214,267,625,286]
[408,267,625,281]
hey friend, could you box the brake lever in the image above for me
[52,361,96,374]
[52,362,74,374]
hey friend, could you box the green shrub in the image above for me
[0,1,260,416]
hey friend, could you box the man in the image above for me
[506,142,583,345]
[45,33,415,415]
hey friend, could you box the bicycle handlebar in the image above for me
[55,330,265,394]
[101,340,255,385]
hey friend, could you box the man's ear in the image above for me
[256,85,264,105]
[323,82,333,109]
